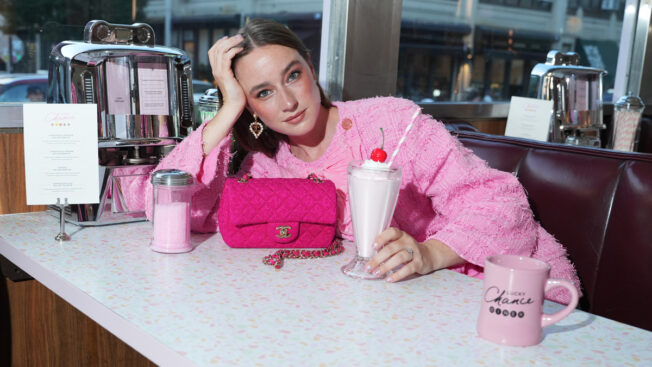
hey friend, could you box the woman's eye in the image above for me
[256,89,272,98]
[288,70,301,82]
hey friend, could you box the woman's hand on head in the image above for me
[364,227,465,282]
[202,35,249,155]
[208,34,247,113]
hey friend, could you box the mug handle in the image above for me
[541,279,579,328]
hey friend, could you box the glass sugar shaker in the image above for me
[198,88,221,125]
[150,169,194,253]
[611,92,646,152]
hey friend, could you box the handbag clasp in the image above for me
[275,225,292,238]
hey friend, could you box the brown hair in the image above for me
[230,18,332,158]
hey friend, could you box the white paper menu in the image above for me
[504,96,553,142]
[106,59,132,115]
[23,104,100,205]
[137,63,169,115]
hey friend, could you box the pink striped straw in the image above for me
[387,107,421,167]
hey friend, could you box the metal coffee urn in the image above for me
[48,20,195,225]
[528,50,606,147]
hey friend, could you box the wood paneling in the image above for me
[3,278,155,367]
[470,119,507,136]
[1,132,153,366]
[0,133,47,214]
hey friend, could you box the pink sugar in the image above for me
[151,201,191,252]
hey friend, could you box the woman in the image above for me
[142,19,580,304]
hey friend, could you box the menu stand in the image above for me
[55,198,71,242]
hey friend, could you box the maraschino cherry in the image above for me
[370,128,387,162]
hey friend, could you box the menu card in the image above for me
[504,96,553,142]
[23,104,100,205]
[137,63,169,115]
[106,59,132,115]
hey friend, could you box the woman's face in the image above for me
[233,44,322,139]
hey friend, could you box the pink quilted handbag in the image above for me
[217,174,337,248]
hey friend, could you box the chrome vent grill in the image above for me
[180,76,191,122]
[83,73,94,103]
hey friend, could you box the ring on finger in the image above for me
[405,248,414,262]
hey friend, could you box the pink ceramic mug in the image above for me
[476,254,579,346]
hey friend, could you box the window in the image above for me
[0,0,324,90]
[398,0,627,102]
[142,1,325,82]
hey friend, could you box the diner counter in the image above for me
[0,212,650,366]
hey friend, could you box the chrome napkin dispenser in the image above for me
[48,20,195,225]
[527,50,606,147]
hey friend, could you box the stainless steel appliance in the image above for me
[197,88,221,125]
[48,20,195,225]
[528,50,606,147]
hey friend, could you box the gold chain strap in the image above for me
[262,238,344,269]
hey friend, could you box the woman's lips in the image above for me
[284,109,306,124]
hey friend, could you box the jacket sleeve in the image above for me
[142,123,233,233]
[406,115,539,267]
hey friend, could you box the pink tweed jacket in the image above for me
[134,96,580,304]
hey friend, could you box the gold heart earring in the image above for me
[249,113,264,139]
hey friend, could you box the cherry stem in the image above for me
[380,128,385,149]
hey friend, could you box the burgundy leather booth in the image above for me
[455,131,652,331]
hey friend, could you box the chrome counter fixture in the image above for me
[48,20,195,226]
[528,50,606,147]
[197,88,221,124]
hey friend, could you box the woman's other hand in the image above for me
[365,227,465,282]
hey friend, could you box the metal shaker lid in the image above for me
[151,169,194,186]
[199,88,221,107]
[615,92,645,111]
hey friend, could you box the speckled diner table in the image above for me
[0,212,650,366]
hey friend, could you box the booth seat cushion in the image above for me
[455,131,652,331]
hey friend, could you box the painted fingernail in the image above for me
[373,242,379,249]
[386,276,394,282]
[235,34,244,39]
[364,264,372,272]
[373,269,381,276]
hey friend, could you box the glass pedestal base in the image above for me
[341,256,385,280]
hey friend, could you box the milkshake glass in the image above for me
[342,160,402,279]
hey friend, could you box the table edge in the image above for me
[0,236,196,367]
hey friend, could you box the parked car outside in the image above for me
[0,73,49,102]
[193,79,213,103]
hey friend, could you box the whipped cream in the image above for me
[361,159,391,170]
